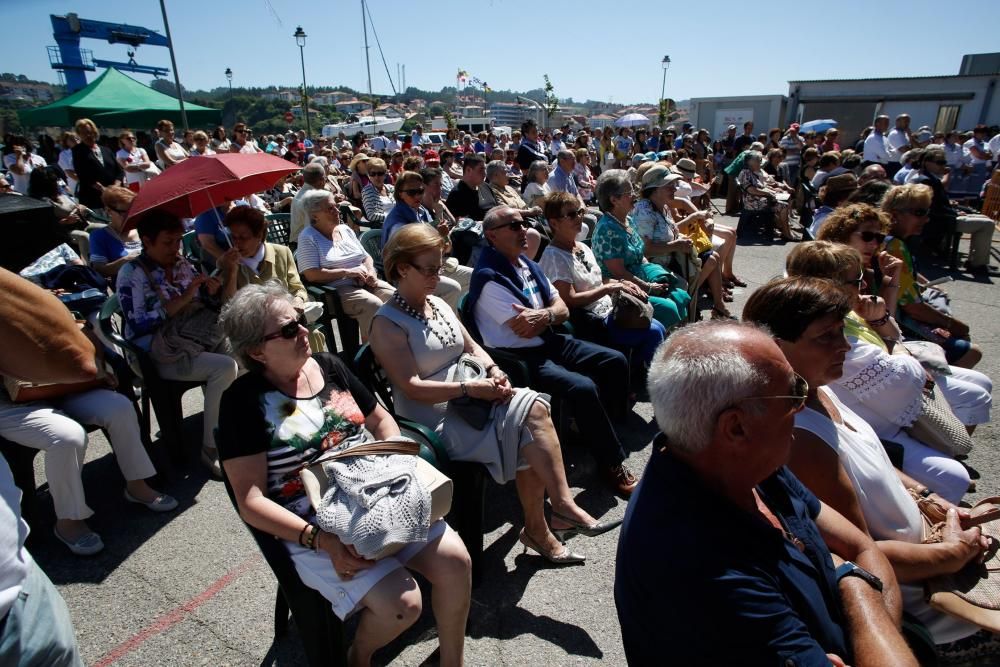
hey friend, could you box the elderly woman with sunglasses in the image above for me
[89,186,142,277]
[371,224,621,564]
[783,242,989,505]
[539,192,665,388]
[743,278,999,660]
[115,131,153,192]
[218,282,471,666]
[360,157,394,227]
[881,185,982,370]
[295,189,393,341]
[591,169,691,331]
[381,171,470,309]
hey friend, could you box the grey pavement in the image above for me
[24,205,1000,666]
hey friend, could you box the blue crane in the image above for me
[48,12,170,92]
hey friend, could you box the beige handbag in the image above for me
[906,386,973,457]
[299,439,453,559]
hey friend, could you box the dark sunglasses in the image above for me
[369,171,386,176]
[488,219,529,232]
[401,187,426,196]
[409,262,444,277]
[262,313,307,342]
[562,209,585,220]
[857,231,886,244]
[932,160,948,166]
[111,206,130,215]
[905,208,930,217]
[846,271,865,289]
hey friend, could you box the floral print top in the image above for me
[116,254,201,347]
[591,212,648,280]
[216,354,377,519]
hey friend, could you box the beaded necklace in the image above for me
[393,293,458,348]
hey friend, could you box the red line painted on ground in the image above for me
[91,555,262,667]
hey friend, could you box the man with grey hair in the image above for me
[462,206,637,496]
[616,321,915,666]
[290,162,328,243]
[547,149,597,234]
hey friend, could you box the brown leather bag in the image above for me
[611,290,653,329]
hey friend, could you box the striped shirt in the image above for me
[295,225,370,288]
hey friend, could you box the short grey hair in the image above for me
[483,205,517,231]
[302,162,326,186]
[485,160,507,181]
[220,281,296,373]
[527,160,550,184]
[647,321,770,455]
[746,150,764,164]
[300,188,334,221]
[557,149,575,162]
[595,169,633,212]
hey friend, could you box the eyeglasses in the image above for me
[562,209,585,220]
[845,271,865,289]
[401,187,426,196]
[932,160,948,166]
[110,207,130,215]
[262,313,307,342]
[487,219,530,232]
[733,372,810,413]
[408,262,444,277]
[904,208,930,217]
[369,171,386,176]
[856,230,886,244]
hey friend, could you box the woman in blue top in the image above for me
[590,170,690,330]
[90,186,142,278]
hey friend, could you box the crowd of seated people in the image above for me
[2,111,999,667]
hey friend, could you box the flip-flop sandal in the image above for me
[917,494,1000,527]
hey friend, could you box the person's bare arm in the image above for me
[788,431,869,531]
[301,267,364,284]
[816,504,916,666]
[0,268,97,383]
[603,257,650,291]
[551,278,611,310]
[197,234,226,260]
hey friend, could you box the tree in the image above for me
[443,110,456,130]
[150,78,185,98]
[543,75,558,120]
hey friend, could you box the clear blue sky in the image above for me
[2,0,999,104]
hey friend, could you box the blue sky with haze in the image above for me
[3,0,998,103]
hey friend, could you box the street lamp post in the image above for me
[659,55,671,127]
[293,26,311,139]
[225,67,232,99]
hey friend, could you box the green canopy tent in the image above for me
[17,67,220,128]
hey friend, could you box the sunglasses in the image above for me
[262,313,307,342]
[111,206,130,215]
[401,187,426,196]
[488,219,530,232]
[845,271,865,289]
[905,208,930,217]
[562,209,585,220]
[856,231,886,244]
[369,171,386,176]
[409,262,443,277]
[932,160,948,166]
[734,372,810,413]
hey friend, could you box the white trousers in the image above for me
[936,366,992,425]
[0,388,156,520]
[156,351,239,451]
[956,214,995,267]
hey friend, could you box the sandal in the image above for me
[711,306,736,320]
[724,276,747,287]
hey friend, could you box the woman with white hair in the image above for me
[737,150,796,241]
[521,160,552,209]
[294,189,393,340]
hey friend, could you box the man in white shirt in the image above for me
[863,116,892,167]
[465,206,637,496]
[886,114,912,169]
[964,125,993,167]
[411,125,430,147]
[290,163,325,243]
[370,130,390,152]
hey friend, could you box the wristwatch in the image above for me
[835,561,883,592]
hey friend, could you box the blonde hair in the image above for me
[785,240,862,283]
[367,157,387,172]
[881,183,932,215]
[816,203,891,244]
[382,223,445,283]
[74,118,98,139]
[101,185,136,212]
[192,130,209,143]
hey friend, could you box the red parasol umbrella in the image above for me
[123,153,299,231]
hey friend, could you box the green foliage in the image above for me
[543,75,558,120]
[443,110,456,130]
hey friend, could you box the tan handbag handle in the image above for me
[300,439,420,473]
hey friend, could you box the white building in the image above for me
[689,95,788,140]
[787,53,1000,144]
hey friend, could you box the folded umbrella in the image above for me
[124,153,299,231]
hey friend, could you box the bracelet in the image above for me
[460,381,468,397]
[302,523,320,550]
[298,523,311,547]
[913,486,932,498]
[865,310,891,327]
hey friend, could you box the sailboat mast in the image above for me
[361,0,374,133]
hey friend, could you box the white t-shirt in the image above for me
[116,147,151,185]
[294,224,369,288]
[539,243,612,317]
[2,153,47,194]
[473,260,554,349]
[57,148,78,194]
[964,138,991,166]
[522,182,550,208]
[989,134,1000,165]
